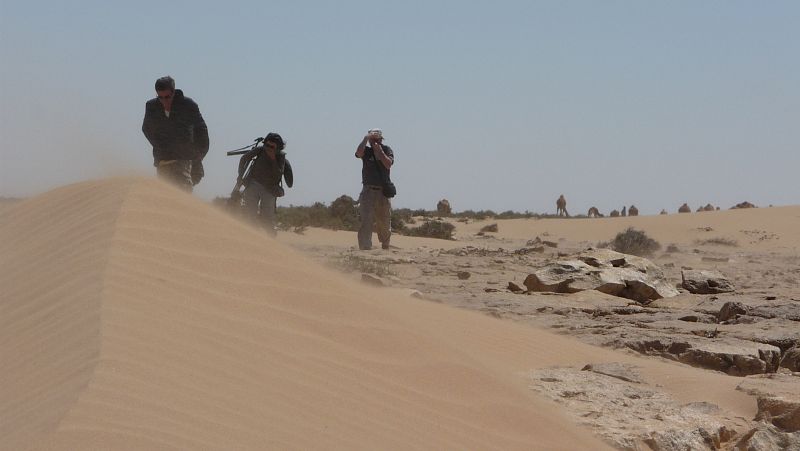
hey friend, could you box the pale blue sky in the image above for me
[1,1,798,214]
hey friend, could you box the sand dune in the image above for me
[454,206,800,253]
[1,178,763,450]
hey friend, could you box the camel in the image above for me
[556,195,569,217]
[587,206,602,218]
[436,199,452,216]
[678,203,691,213]
[610,209,620,217]
[628,205,639,216]
[621,206,627,217]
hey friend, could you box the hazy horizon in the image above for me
[1,1,798,215]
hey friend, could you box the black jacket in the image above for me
[238,147,293,189]
[142,89,209,164]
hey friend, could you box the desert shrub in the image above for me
[608,227,661,256]
[330,195,359,230]
[404,220,455,240]
[332,254,396,277]
[392,208,416,225]
[410,209,432,218]
[480,223,499,233]
[454,209,497,220]
[390,211,409,233]
[695,237,738,247]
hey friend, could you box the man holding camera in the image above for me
[142,76,209,191]
[355,128,394,250]
[236,132,293,235]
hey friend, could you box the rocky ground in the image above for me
[289,227,800,450]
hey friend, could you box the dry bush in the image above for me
[695,237,739,247]
[608,227,661,257]
[404,220,455,240]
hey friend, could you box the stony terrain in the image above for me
[289,220,800,450]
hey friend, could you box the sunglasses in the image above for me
[157,94,172,100]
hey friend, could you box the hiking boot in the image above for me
[381,242,390,250]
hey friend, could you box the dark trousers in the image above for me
[358,185,391,250]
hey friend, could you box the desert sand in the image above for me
[2,177,797,450]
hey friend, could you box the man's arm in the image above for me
[190,101,209,160]
[371,142,393,169]
[355,135,369,158]
[141,103,157,146]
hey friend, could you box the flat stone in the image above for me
[682,269,735,294]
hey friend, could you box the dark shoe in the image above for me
[381,242,390,250]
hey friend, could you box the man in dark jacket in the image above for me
[235,132,293,235]
[142,76,209,191]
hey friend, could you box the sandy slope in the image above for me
[0,177,762,450]
[452,207,800,253]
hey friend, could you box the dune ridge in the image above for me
[2,178,614,450]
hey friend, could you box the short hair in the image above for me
[155,76,175,91]
[264,132,286,151]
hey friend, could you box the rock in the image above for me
[678,203,691,213]
[361,273,387,286]
[515,246,545,254]
[780,346,800,372]
[436,199,452,215]
[718,301,749,322]
[677,342,781,376]
[756,397,800,432]
[618,335,781,376]
[530,367,740,451]
[527,236,543,246]
[456,271,471,280]
[750,303,800,322]
[542,240,558,248]
[737,374,800,432]
[732,201,757,209]
[735,423,800,450]
[507,281,524,293]
[682,269,735,294]
[523,249,678,303]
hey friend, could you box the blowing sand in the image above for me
[0,177,790,450]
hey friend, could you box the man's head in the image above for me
[264,132,286,151]
[154,76,176,109]
[368,128,383,144]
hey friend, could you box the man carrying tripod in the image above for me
[234,132,293,235]
[142,76,209,191]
